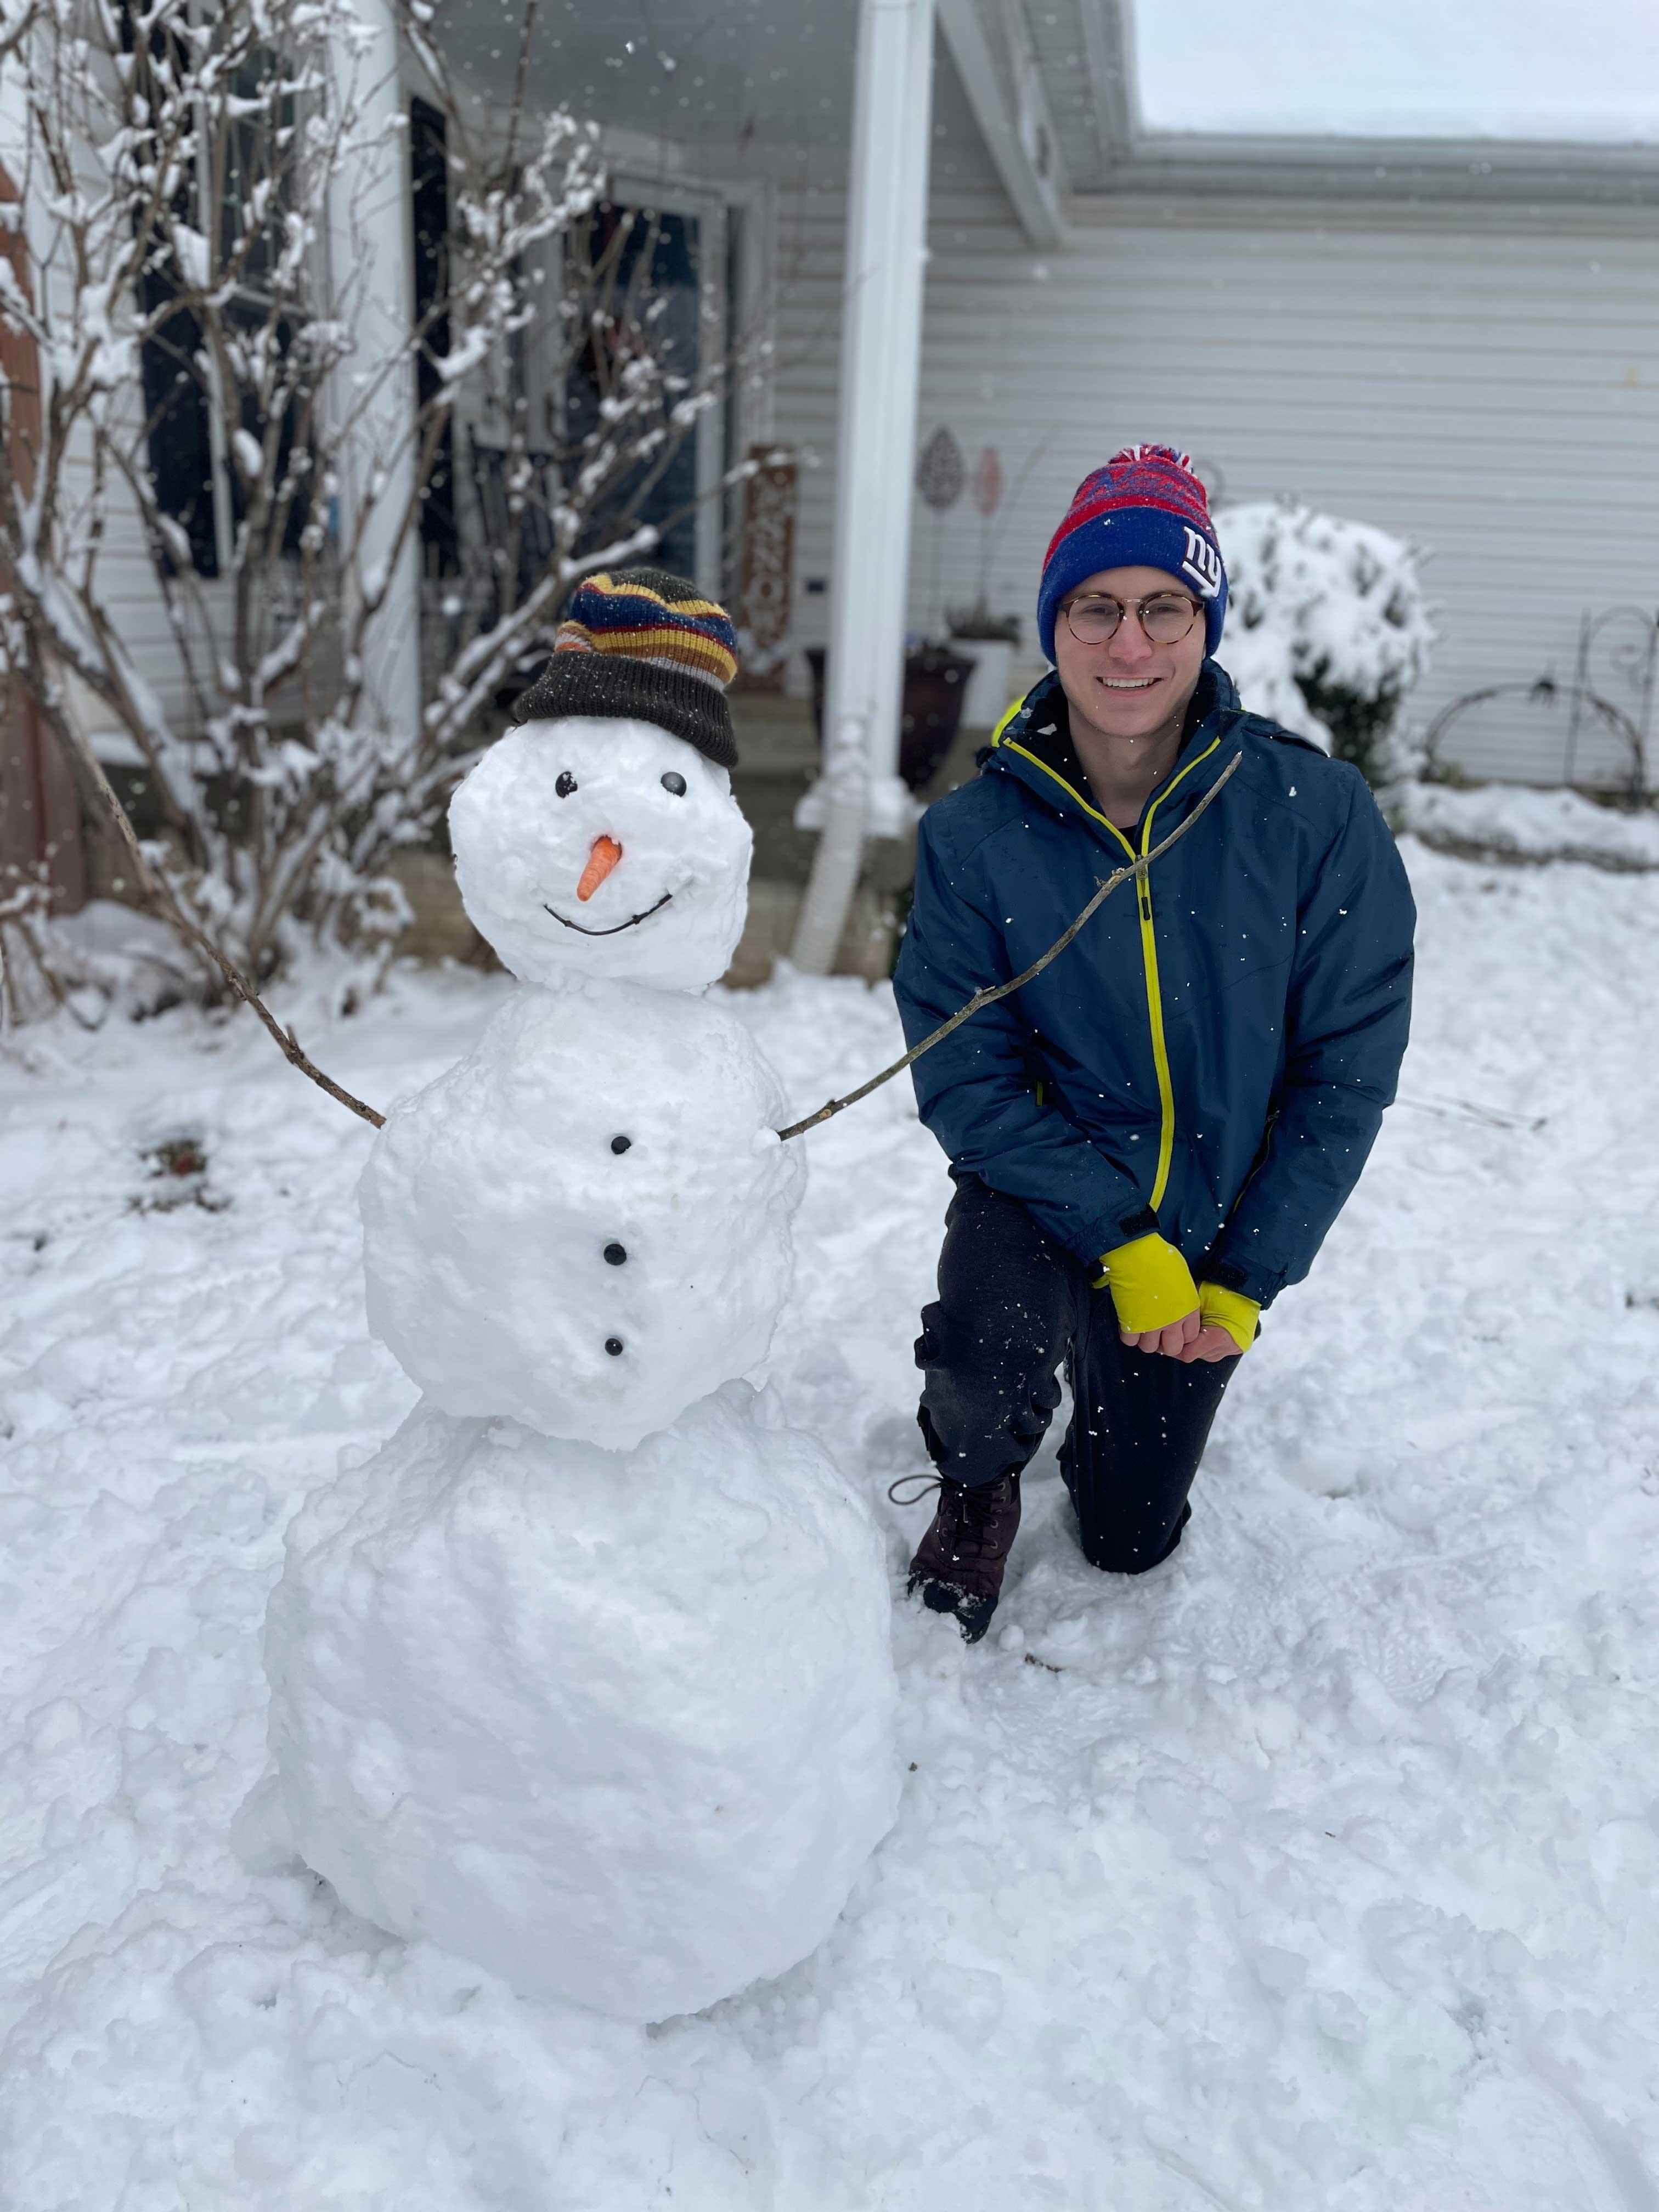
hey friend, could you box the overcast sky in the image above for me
[1132,0,1659,142]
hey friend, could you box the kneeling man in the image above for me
[893,444,1415,1641]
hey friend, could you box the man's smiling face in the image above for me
[1051,563,1208,748]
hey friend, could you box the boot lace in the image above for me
[887,1470,1016,1562]
[886,1472,943,1508]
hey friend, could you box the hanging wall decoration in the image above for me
[735,444,798,691]
[916,426,967,513]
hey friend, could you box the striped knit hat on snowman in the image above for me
[1036,445,1227,664]
[511,567,741,769]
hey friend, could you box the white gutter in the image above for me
[790,0,936,977]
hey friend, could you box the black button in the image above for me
[610,1135,631,1154]
[605,1337,624,1357]
[604,1243,627,1266]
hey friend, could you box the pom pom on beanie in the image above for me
[1037,446,1227,663]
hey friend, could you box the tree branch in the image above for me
[49,693,387,1129]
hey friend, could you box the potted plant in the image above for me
[944,605,1020,733]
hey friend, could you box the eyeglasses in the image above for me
[1062,592,1203,647]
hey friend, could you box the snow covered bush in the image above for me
[1215,501,1435,786]
[0,882,194,1031]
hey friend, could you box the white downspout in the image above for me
[327,0,423,766]
[789,0,935,977]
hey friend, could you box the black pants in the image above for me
[916,1177,1240,1574]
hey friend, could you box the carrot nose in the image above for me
[577,834,623,903]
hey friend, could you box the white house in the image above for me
[4,0,1657,954]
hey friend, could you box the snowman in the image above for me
[264,570,900,2024]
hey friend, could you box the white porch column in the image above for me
[327,0,422,757]
[790,0,935,976]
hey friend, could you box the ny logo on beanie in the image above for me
[1181,528,1223,600]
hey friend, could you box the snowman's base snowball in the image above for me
[264,1383,900,2023]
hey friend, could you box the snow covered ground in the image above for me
[1394,782,1659,873]
[3,837,1658,2210]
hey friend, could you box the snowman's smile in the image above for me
[543,890,675,936]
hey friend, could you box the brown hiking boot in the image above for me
[891,1469,1022,1644]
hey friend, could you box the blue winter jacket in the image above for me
[891,663,1415,1308]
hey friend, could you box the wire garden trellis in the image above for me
[1424,606,1658,800]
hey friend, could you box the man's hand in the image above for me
[1119,1311,1244,1361]
[1100,1242,1258,1360]
[1097,1232,1199,1345]
[1173,1321,1244,1363]
[1120,1306,1203,1358]
[1121,1280,1261,1361]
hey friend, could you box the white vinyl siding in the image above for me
[771,52,1659,786]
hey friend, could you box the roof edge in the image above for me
[1078,130,1659,210]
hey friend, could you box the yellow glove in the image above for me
[1199,1281,1260,1355]
[1094,1233,1199,1335]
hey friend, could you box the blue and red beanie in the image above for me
[1036,445,1227,663]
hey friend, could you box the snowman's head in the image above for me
[449,568,752,991]
[451,716,751,989]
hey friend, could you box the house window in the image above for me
[137,275,218,578]
[130,28,308,579]
[411,97,459,579]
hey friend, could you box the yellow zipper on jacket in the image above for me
[992,727,1222,1211]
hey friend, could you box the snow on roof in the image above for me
[1133,0,1659,145]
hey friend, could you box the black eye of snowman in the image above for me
[555,771,577,798]
[660,772,686,797]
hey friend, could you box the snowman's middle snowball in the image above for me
[360,980,803,1449]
